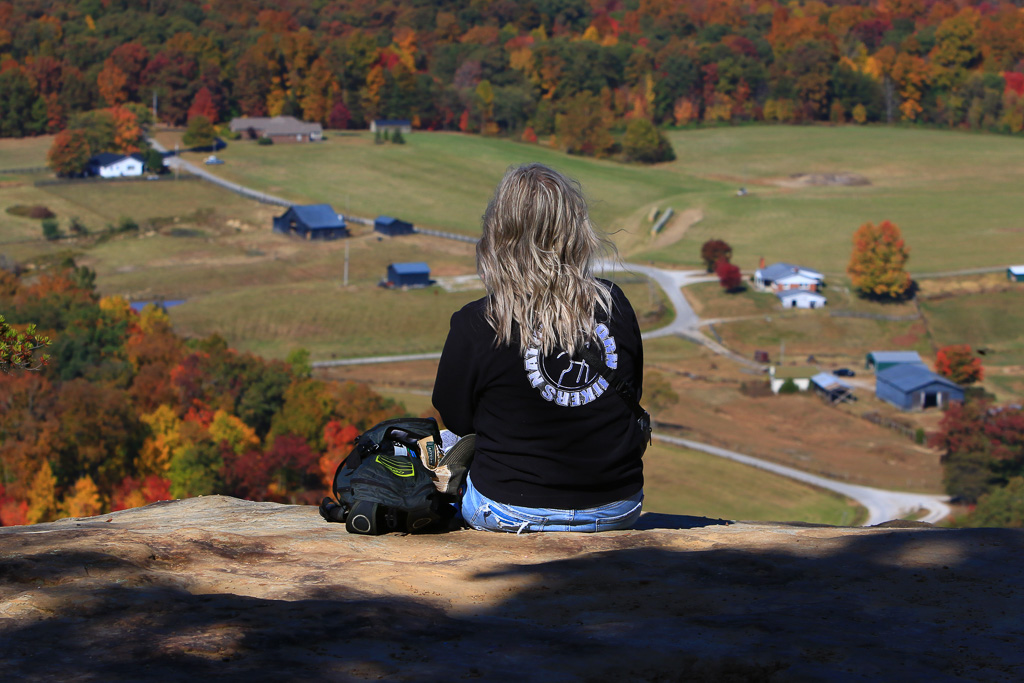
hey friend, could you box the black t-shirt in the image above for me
[432,281,644,509]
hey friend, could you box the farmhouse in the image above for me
[777,289,827,309]
[865,350,925,372]
[754,262,824,292]
[769,366,817,394]
[273,205,348,240]
[875,364,964,411]
[229,116,323,143]
[384,262,431,288]
[87,152,145,178]
[810,372,854,404]
[370,119,412,134]
[1008,265,1024,282]
[374,216,415,236]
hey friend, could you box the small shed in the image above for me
[810,372,854,404]
[754,262,825,292]
[386,262,431,288]
[374,216,415,236]
[865,351,925,372]
[876,365,964,411]
[370,119,412,134]
[777,290,827,309]
[1008,265,1024,282]
[273,204,348,240]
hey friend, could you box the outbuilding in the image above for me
[1008,265,1024,282]
[273,204,349,240]
[810,372,854,404]
[777,290,827,309]
[865,350,925,372]
[385,262,431,288]
[87,152,144,178]
[875,364,964,411]
[374,216,415,236]
[370,119,412,134]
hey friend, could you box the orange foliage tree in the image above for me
[846,220,912,299]
[935,344,984,385]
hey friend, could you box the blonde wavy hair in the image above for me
[477,163,615,356]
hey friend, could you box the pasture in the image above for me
[643,442,864,526]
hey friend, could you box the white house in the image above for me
[769,366,816,394]
[777,289,827,309]
[87,153,144,178]
[754,262,825,292]
[1008,265,1024,282]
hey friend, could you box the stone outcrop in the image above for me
[1,496,1022,681]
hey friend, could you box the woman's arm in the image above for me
[431,308,480,436]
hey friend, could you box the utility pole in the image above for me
[174,143,179,180]
[343,239,349,287]
[152,91,158,123]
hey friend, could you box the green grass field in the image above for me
[193,126,1024,275]
[643,442,864,525]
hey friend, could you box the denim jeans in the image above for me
[461,473,643,534]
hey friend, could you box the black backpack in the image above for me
[318,417,458,535]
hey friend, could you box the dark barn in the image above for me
[385,262,431,288]
[374,216,415,236]
[273,205,349,240]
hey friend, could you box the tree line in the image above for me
[4,0,1024,158]
[0,260,407,525]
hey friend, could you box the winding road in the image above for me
[160,146,950,526]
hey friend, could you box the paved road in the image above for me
[655,434,951,526]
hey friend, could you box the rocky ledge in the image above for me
[1,496,1021,681]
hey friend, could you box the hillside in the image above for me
[1,496,1021,680]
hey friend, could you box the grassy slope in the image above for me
[643,442,863,526]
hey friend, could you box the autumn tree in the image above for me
[716,259,743,292]
[0,315,51,372]
[846,220,912,299]
[182,114,216,148]
[935,345,984,385]
[47,129,92,177]
[187,87,219,124]
[556,91,616,158]
[700,239,732,273]
[622,118,675,163]
[933,401,1024,503]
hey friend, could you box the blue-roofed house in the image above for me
[865,350,925,372]
[777,289,827,309]
[876,364,964,411]
[374,216,415,236]
[384,262,431,288]
[273,204,349,240]
[754,262,824,293]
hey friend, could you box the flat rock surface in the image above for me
[1,496,1021,682]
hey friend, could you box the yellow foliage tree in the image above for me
[137,405,184,476]
[847,220,912,299]
[26,460,58,524]
[60,475,103,518]
[209,409,260,455]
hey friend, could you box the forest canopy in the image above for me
[2,0,1024,142]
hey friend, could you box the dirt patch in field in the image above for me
[770,172,871,188]
[649,207,704,250]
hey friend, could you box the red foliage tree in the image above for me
[187,86,219,124]
[700,239,732,273]
[328,97,350,129]
[222,435,319,503]
[715,258,743,291]
[935,344,984,385]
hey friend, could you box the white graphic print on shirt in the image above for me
[522,323,617,407]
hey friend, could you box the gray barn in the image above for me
[875,364,964,411]
[273,205,349,240]
[374,216,414,236]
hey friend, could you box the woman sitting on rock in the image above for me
[432,162,646,533]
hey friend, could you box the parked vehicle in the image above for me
[834,368,856,377]
[204,155,225,165]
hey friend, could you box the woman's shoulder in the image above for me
[450,296,490,329]
[596,278,636,312]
